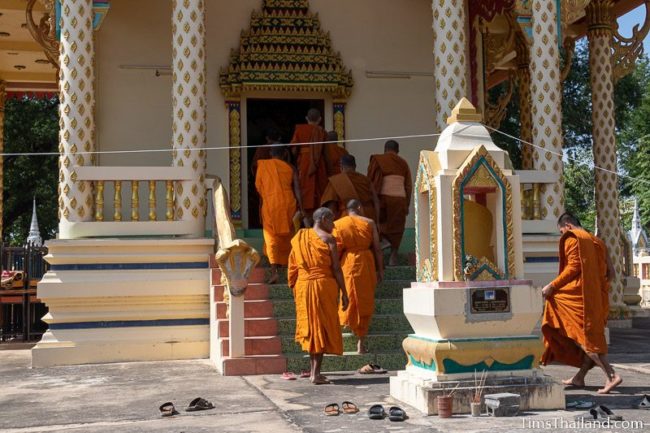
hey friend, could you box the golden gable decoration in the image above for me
[220,0,353,99]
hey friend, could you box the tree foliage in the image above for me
[2,97,59,246]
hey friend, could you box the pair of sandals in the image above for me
[159,397,215,417]
[281,370,312,380]
[574,404,622,422]
[369,404,406,421]
[324,401,359,416]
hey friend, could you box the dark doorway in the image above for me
[246,98,325,228]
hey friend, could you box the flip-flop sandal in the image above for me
[186,397,215,412]
[281,372,297,380]
[324,403,340,416]
[369,363,387,374]
[342,401,359,414]
[159,402,178,417]
[636,394,650,409]
[358,364,374,374]
[368,404,386,420]
[388,406,406,422]
[597,405,623,421]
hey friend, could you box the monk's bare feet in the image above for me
[266,271,279,285]
[357,339,367,354]
[562,377,585,388]
[311,375,331,385]
[597,374,622,394]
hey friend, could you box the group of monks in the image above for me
[254,108,412,283]
[254,108,411,384]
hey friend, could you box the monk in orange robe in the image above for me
[324,130,349,176]
[256,146,303,284]
[288,207,349,384]
[368,140,412,266]
[291,109,328,223]
[334,199,383,354]
[541,212,622,394]
[320,154,380,223]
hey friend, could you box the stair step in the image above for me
[271,298,404,318]
[220,336,282,357]
[280,333,407,354]
[285,351,406,373]
[217,317,278,337]
[213,283,269,301]
[215,299,274,319]
[221,354,287,376]
[277,314,413,336]
[268,281,410,300]
[210,267,266,285]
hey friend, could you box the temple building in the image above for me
[0,0,648,370]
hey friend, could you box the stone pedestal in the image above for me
[390,369,564,415]
[32,238,214,367]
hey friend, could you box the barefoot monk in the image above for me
[334,200,383,354]
[288,207,349,384]
[541,212,622,394]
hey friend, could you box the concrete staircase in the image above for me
[210,231,415,375]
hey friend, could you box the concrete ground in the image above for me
[1,319,649,433]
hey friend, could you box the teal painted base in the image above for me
[408,354,436,371]
[442,355,535,374]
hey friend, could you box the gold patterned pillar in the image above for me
[515,34,533,170]
[58,0,95,237]
[587,0,628,320]
[432,0,469,133]
[226,100,241,223]
[530,0,564,220]
[0,81,5,239]
[172,0,206,235]
[333,102,346,142]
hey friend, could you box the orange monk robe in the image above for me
[288,229,344,355]
[333,216,377,337]
[291,124,328,214]
[255,159,297,266]
[324,143,349,176]
[541,229,610,368]
[367,153,412,249]
[320,172,378,222]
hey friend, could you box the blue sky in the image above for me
[616,5,650,53]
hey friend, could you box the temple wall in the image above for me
[95,0,435,228]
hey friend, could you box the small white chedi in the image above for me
[390,98,565,415]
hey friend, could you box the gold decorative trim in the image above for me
[485,72,514,130]
[415,151,438,282]
[560,37,576,82]
[611,0,650,82]
[452,146,514,281]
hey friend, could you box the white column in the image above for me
[587,0,628,320]
[530,0,564,220]
[432,0,469,133]
[58,0,95,236]
[172,0,206,235]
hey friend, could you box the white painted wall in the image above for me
[95,0,436,228]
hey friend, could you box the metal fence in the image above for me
[0,243,49,342]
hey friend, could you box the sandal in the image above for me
[358,363,387,374]
[368,404,386,419]
[324,403,340,416]
[597,405,623,421]
[574,408,598,421]
[342,401,359,414]
[281,372,297,380]
[159,402,178,417]
[388,406,406,421]
[186,397,215,412]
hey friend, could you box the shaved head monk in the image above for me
[367,140,412,266]
[255,146,303,284]
[291,108,328,224]
[320,154,380,223]
[324,130,349,176]
[334,200,383,354]
[541,212,622,394]
[288,207,349,384]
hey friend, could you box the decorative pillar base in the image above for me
[32,238,214,367]
[390,369,565,415]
